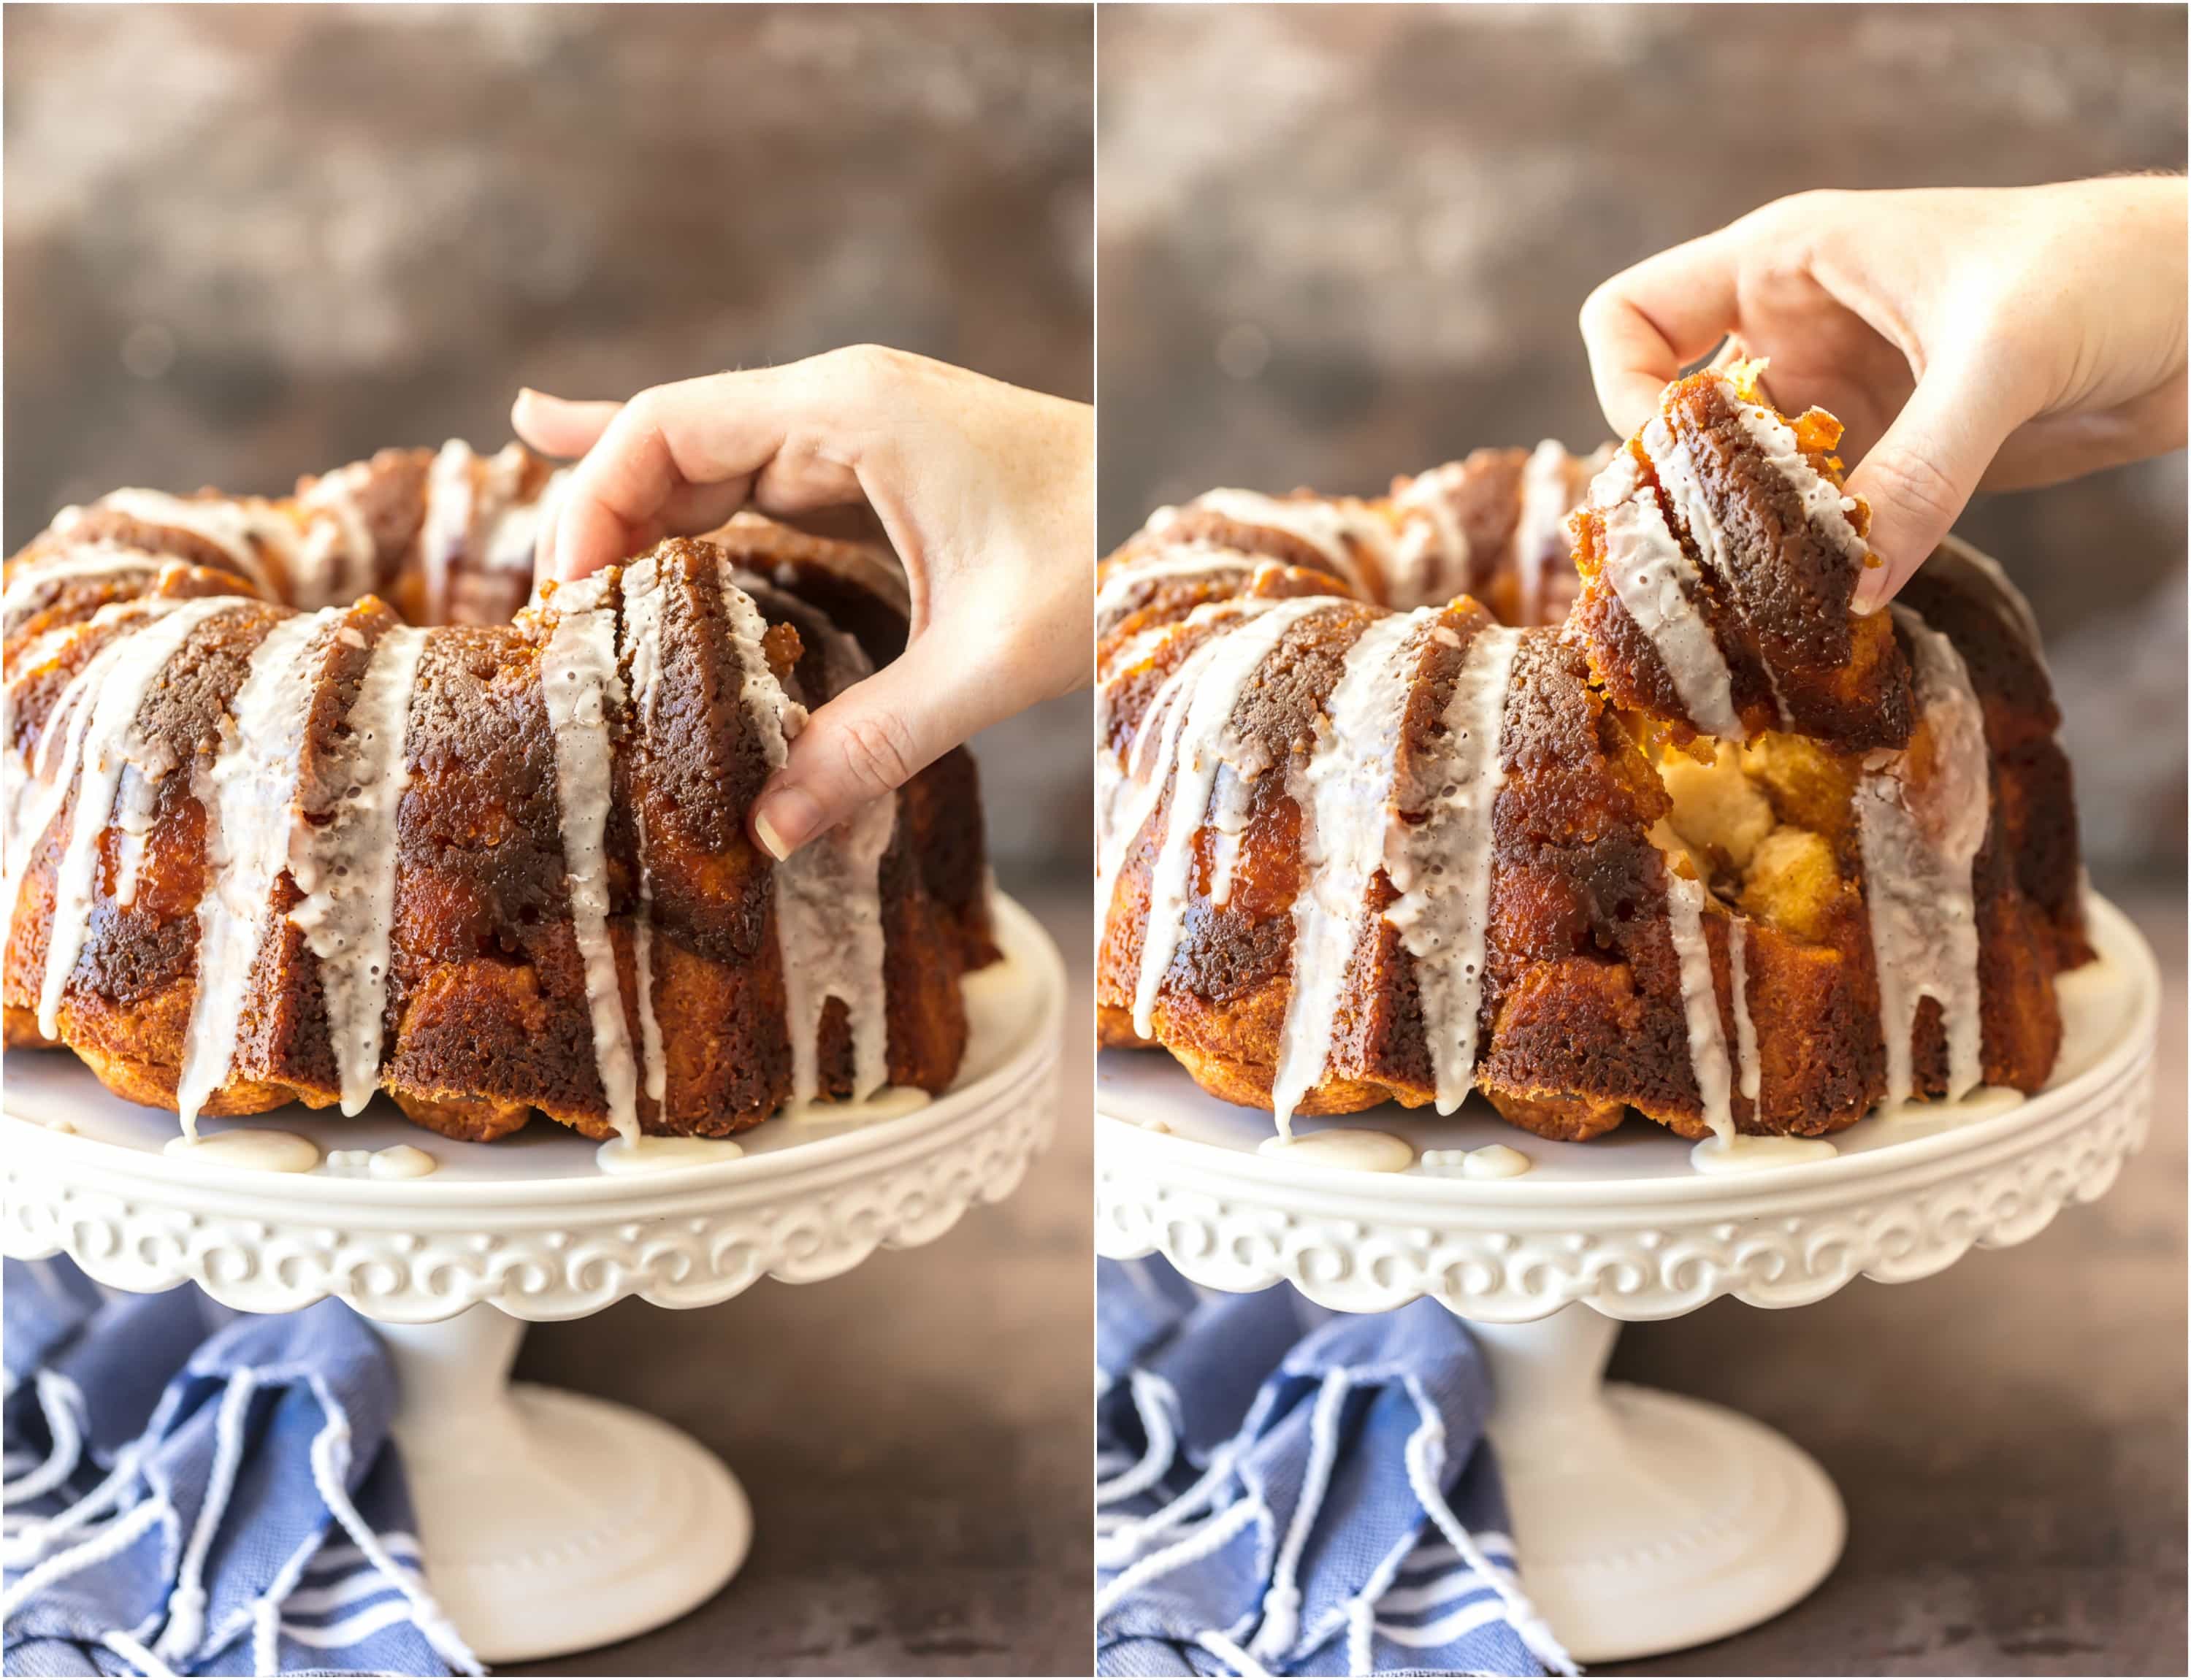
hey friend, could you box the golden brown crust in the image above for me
[1096,396,2086,1143]
[4,471,988,1143]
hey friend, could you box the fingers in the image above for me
[511,390,622,459]
[749,635,1008,860]
[537,356,893,582]
[1847,352,2027,611]
[1580,229,1744,435]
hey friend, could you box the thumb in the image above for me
[749,638,1003,860]
[1847,354,2025,612]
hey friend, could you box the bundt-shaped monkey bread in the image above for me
[1096,367,2087,1146]
[3,442,995,1144]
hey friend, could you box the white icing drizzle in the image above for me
[616,553,669,1108]
[1725,389,1867,564]
[1201,763,1256,909]
[1,547,172,639]
[1095,547,1271,629]
[1728,918,1762,1105]
[296,464,380,606]
[1271,610,1429,1128]
[288,623,428,1114]
[175,608,339,1135]
[1385,624,1521,1113]
[1591,450,1743,738]
[1857,607,1992,1107]
[1662,866,1734,1143]
[1388,465,1472,607]
[1094,599,1279,940]
[60,491,291,594]
[540,576,640,1144]
[481,458,565,573]
[719,567,896,1108]
[3,601,184,924]
[108,764,160,908]
[418,440,476,625]
[1130,598,1332,1036]
[36,599,237,1037]
[1512,440,1578,626]
[1151,491,1388,597]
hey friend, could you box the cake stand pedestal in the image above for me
[3,896,1065,1666]
[1096,894,2157,1666]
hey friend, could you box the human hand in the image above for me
[513,347,1093,859]
[1580,177,2187,608]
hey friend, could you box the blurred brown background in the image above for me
[1098,1,2187,882]
[4,0,1094,876]
[5,9,1095,1676]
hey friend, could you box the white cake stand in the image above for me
[1096,893,2157,1666]
[1,894,1064,1666]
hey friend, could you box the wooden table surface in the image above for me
[506,878,2180,1678]
[511,875,1093,1678]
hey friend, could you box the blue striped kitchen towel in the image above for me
[2,1257,478,1677]
[1097,1256,1575,1678]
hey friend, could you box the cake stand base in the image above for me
[376,1308,751,1665]
[5,894,1064,1668]
[1470,1308,1841,1665]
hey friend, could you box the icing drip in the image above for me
[596,1135,746,1173]
[1131,598,1333,1036]
[1256,1128,1415,1173]
[717,567,895,1107]
[36,599,237,1037]
[418,440,476,625]
[1513,440,1577,626]
[1388,466,1472,607]
[163,1129,319,1173]
[1093,599,1280,937]
[1095,547,1269,630]
[1271,610,1430,1128]
[1,547,171,639]
[1728,918,1762,1104]
[1592,450,1743,738]
[1201,762,1255,909]
[540,577,640,1143]
[1857,607,1991,1106]
[62,491,291,594]
[1691,1134,1835,1173]
[481,460,566,573]
[1662,866,1734,1143]
[296,465,380,606]
[1154,490,1388,595]
[108,764,160,908]
[175,608,339,1135]
[1645,408,1798,724]
[1385,624,1521,1113]
[616,553,669,1108]
[288,624,427,1114]
[2,602,184,921]
[1725,390,1867,564]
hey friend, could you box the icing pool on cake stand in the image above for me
[2,894,1065,1665]
[1096,892,2157,1664]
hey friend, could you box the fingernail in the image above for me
[752,785,825,861]
[1851,560,1888,615]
